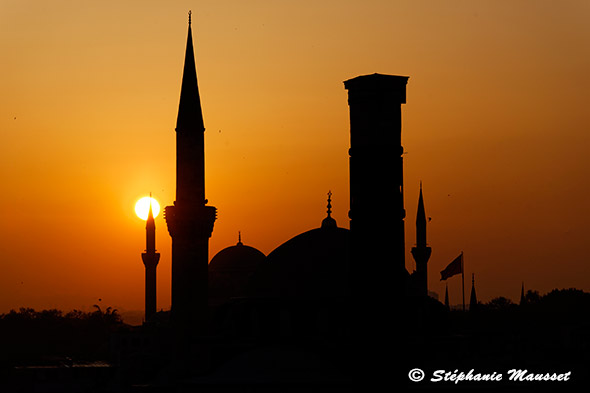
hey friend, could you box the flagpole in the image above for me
[461,252,465,312]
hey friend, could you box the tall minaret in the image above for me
[165,11,217,327]
[411,182,431,297]
[141,198,160,322]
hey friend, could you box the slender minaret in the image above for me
[520,282,526,306]
[141,197,160,322]
[411,182,431,297]
[165,11,217,327]
[444,283,450,310]
[469,273,478,311]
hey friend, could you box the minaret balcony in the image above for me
[164,204,217,239]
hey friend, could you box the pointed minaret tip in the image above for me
[415,182,426,234]
[176,9,205,133]
[147,199,154,221]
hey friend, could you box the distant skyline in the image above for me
[1,1,589,315]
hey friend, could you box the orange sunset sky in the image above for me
[1,1,589,317]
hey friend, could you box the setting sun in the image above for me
[135,196,161,220]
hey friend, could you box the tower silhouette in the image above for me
[344,73,409,388]
[411,182,431,297]
[164,12,217,327]
[344,74,409,284]
[141,198,160,322]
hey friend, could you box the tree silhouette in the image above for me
[484,296,517,312]
[0,307,124,365]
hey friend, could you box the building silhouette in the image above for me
[123,13,436,390]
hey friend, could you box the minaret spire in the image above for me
[411,182,431,296]
[469,273,478,311]
[146,194,156,253]
[416,182,426,247]
[176,10,205,138]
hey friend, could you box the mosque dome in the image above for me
[209,233,266,304]
[246,192,350,300]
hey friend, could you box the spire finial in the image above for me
[237,231,243,245]
[321,190,337,228]
[188,10,192,25]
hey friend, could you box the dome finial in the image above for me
[321,190,337,229]
[237,231,243,246]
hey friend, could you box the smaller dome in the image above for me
[209,234,266,304]
[209,242,265,272]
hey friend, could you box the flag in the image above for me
[440,252,463,281]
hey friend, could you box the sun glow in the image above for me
[135,196,161,220]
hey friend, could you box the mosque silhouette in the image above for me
[6,13,589,393]
[125,13,442,391]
